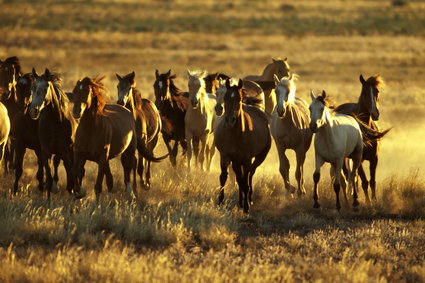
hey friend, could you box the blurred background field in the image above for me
[0,0,424,282]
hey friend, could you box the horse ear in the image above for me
[273,74,280,86]
[225,78,231,89]
[116,73,122,81]
[284,57,288,61]
[166,69,171,76]
[201,70,207,78]
[155,69,159,79]
[238,79,243,89]
[322,90,327,98]
[272,57,277,63]
[44,68,50,78]
[310,90,316,101]
[32,68,39,79]
[359,74,365,84]
[130,71,135,81]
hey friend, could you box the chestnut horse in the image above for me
[116,71,163,187]
[0,56,21,173]
[244,58,291,120]
[336,75,390,203]
[153,70,188,167]
[270,74,312,197]
[72,77,139,199]
[28,69,76,199]
[204,72,230,95]
[215,79,271,213]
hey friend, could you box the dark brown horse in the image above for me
[204,72,230,95]
[72,77,163,200]
[12,73,61,194]
[28,68,76,199]
[0,56,21,173]
[116,71,163,187]
[336,75,390,203]
[214,79,271,213]
[153,69,188,167]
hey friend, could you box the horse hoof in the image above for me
[74,188,86,199]
[313,203,321,209]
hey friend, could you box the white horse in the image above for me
[309,90,363,210]
[185,69,216,171]
[270,74,312,197]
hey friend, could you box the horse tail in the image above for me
[137,138,168,162]
[354,117,391,146]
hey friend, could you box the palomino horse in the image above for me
[309,90,364,210]
[0,56,21,173]
[244,58,291,119]
[270,74,312,197]
[215,79,271,213]
[116,71,163,187]
[336,75,390,203]
[0,102,10,166]
[28,68,77,199]
[153,69,188,167]
[72,77,139,200]
[186,70,216,171]
[13,73,61,194]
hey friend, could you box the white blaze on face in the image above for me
[158,81,163,90]
[79,84,83,90]
[276,84,288,110]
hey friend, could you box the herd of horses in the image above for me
[0,56,390,213]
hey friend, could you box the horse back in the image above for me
[335,102,357,116]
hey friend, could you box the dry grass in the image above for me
[0,0,424,282]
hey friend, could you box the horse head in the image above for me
[274,74,297,118]
[116,71,136,107]
[72,76,107,119]
[309,90,330,133]
[29,68,55,120]
[360,74,382,121]
[154,69,173,110]
[223,78,243,128]
[16,73,35,114]
[0,57,19,101]
[187,69,207,109]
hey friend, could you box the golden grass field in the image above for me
[0,0,425,282]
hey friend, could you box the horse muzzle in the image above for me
[28,106,40,120]
[371,110,380,121]
[277,107,286,118]
[191,99,198,109]
[215,105,223,116]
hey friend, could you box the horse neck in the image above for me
[125,88,137,119]
[260,63,274,80]
[318,108,336,145]
[356,97,372,124]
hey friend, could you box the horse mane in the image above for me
[41,71,69,120]
[132,87,144,109]
[367,75,384,89]
[82,76,108,115]
[316,93,335,111]
[5,56,21,74]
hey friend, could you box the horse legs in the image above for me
[61,152,74,195]
[331,161,344,211]
[121,149,137,198]
[185,132,193,172]
[95,154,108,202]
[231,162,244,209]
[295,149,307,196]
[248,145,270,206]
[369,156,378,201]
[313,155,324,209]
[145,135,158,187]
[218,154,231,205]
[198,135,208,171]
[349,153,362,209]
[35,149,44,192]
[193,137,200,169]
[13,145,25,195]
[73,153,86,199]
[137,152,145,187]
[276,145,294,195]
[358,163,371,204]
[207,139,216,172]
[50,155,61,194]
[104,161,114,193]
[241,161,252,213]
[42,151,53,200]
[163,135,176,167]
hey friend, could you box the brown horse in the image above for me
[0,56,21,173]
[28,68,76,199]
[215,79,271,213]
[153,69,188,167]
[244,58,291,120]
[73,77,162,200]
[116,71,163,187]
[336,74,391,203]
